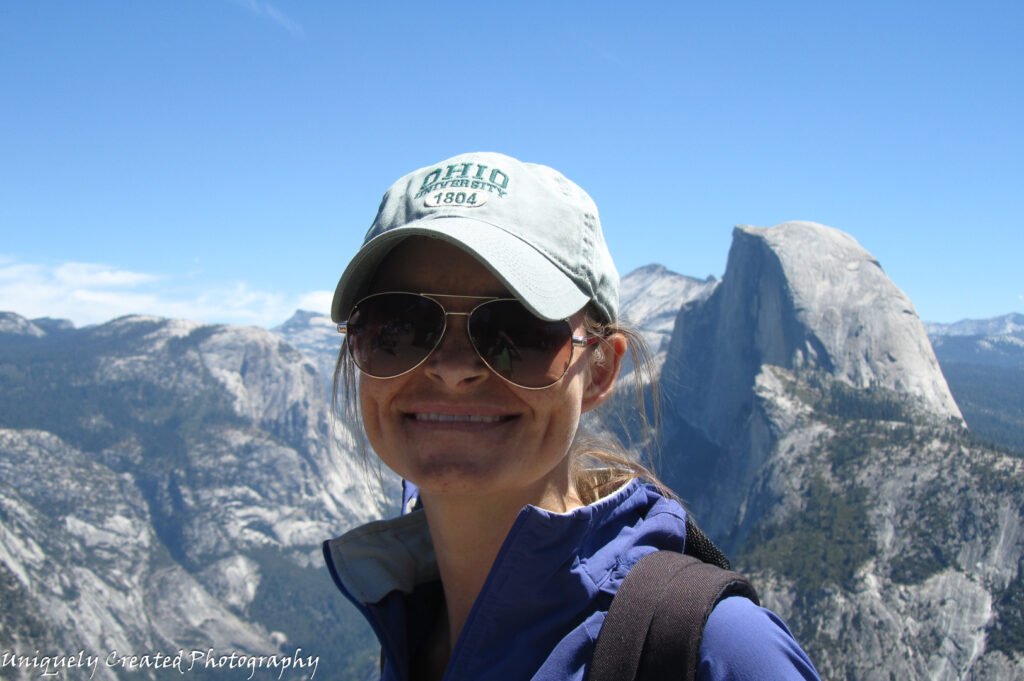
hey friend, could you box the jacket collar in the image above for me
[322,479,687,680]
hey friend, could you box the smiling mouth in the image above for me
[412,413,514,424]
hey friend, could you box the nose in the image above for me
[422,312,491,389]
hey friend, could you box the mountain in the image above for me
[925,315,1024,456]
[0,313,50,337]
[668,221,961,426]
[272,310,340,389]
[928,314,1024,370]
[659,220,962,539]
[2,221,1023,680]
[618,265,717,374]
[927,313,1024,338]
[614,266,1024,458]
[0,314,386,679]
[657,221,1022,679]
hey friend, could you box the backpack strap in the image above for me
[588,551,760,681]
[683,515,732,570]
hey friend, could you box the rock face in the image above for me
[656,222,1023,680]
[660,222,961,539]
[665,221,960,442]
[618,265,717,376]
[0,314,383,679]
[0,429,274,669]
[1,220,1022,681]
[272,310,341,390]
[735,370,1024,681]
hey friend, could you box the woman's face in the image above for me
[357,238,611,510]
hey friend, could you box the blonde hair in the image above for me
[330,308,672,504]
[568,312,672,504]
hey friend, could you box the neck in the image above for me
[419,479,583,654]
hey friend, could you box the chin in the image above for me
[402,453,512,496]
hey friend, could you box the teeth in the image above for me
[415,413,504,423]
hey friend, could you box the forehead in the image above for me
[369,237,512,297]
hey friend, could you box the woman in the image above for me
[322,152,819,680]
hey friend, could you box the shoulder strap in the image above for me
[588,551,759,681]
[683,515,732,570]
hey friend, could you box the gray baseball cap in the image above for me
[330,151,620,325]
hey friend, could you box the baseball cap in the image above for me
[330,152,619,325]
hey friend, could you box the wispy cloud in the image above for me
[296,290,333,316]
[0,257,329,328]
[230,0,304,36]
[53,262,159,288]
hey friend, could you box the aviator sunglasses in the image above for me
[338,292,599,389]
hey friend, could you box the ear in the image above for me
[581,332,627,413]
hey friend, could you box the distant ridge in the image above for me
[926,312,1024,337]
[0,222,1021,680]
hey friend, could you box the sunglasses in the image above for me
[337,292,599,389]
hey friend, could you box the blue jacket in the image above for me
[323,479,820,680]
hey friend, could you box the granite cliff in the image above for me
[1,221,1021,680]
[658,222,1022,679]
[0,314,384,679]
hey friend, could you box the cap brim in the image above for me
[330,216,590,323]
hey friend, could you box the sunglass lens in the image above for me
[347,294,445,378]
[468,300,574,388]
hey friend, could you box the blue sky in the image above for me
[1,1,1021,327]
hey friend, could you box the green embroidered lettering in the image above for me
[420,168,442,189]
[489,169,509,189]
[444,163,473,180]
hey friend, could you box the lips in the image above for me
[414,413,510,424]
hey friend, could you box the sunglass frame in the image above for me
[337,291,598,390]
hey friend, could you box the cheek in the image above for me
[357,376,389,455]
[531,373,586,446]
